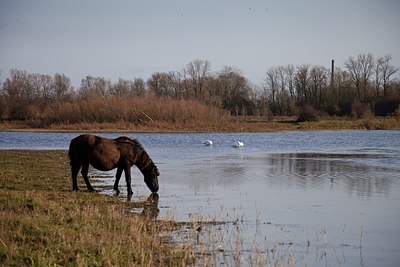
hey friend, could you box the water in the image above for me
[1,130,400,266]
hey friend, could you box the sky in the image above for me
[1,0,399,88]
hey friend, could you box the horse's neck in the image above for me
[135,150,153,173]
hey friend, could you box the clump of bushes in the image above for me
[351,100,373,119]
[394,105,400,120]
[296,105,320,122]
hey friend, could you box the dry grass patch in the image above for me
[0,151,194,266]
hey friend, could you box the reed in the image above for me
[41,95,229,128]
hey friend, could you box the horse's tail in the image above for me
[68,136,78,167]
[69,134,92,168]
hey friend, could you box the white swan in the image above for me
[203,140,213,146]
[235,140,244,148]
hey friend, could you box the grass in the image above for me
[1,116,399,133]
[297,117,400,131]
[0,150,195,266]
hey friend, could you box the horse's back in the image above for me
[71,134,99,145]
[69,134,121,171]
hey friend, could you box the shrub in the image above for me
[296,105,320,122]
[394,105,400,120]
[351,100,372,119]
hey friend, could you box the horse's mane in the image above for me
[116,136,143,149]
[116,136,156,172]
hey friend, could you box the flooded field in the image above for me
[1,131,400,266]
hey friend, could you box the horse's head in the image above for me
[144,166,159,193]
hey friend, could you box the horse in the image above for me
[68,134,159,199]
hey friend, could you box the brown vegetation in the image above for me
[0,54,399,132]
[44,94,229,130]
[296,105,320,122]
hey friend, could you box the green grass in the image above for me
[0,151,194,266]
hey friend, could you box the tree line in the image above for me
[0,53,399,125]
[264,53,399,119]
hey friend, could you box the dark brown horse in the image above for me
[68,134,159,198]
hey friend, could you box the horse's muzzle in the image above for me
[145,180,159,193]
[151,184,159,193]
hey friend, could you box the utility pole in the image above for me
[330,59,335,87]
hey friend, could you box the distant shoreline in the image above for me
[1,117,399,133]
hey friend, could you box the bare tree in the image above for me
[169,71,183,99]
[277,66,286,92]
[53,73,73,103]
[147,72,174,97]
[132,78,146,96]
[326,67,353,115]
[2,69,32,119]
[295,64,310,103]
[309,65,328,107]
[377,55,398,97]
[32,73,54,104]
[185,59,211,99]
[218,66,250,115]
[110,78,132,97]
[285,64,296,98]
[265,67,279,103]
[80,75,111,98]
[344,53,374,101]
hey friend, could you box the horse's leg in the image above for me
[113,166,123,196]
[124,166,133,199]
[81,162,94,192]
[71,164,81,191]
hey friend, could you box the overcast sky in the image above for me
[1,0,399,87]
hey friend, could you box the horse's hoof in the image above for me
[114,189,120,196]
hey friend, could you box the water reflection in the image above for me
[91,171,160,219]
[140,193,160,219]
[264,153,399,198]
[126,193,160,219]
[179,151,399,199]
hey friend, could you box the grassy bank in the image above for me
[1,116,399,133]
[0,150,194,266]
